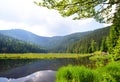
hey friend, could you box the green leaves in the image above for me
[35,0,119,23]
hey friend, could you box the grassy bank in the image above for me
[56,61,120,82]
[0,53,90,59]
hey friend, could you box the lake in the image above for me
[0,56,95,82]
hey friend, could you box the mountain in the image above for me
[0,29,91,49]
[66,26,110,53]
[0,27,110,53]
[0,29,49,47]
[0,33,47,53]
[49,31,91,52]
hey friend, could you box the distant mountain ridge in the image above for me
[66,26,110,53]
[0,33,47,53]
[0,29,49,47]
[0,29,91,49]
[0,27,110,53]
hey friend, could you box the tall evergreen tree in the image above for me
[91,40,96,53]
[109,7,120,53]
[101,37,108,52]
[112,36,120,61]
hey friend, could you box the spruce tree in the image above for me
[101,37,108,52]
[109,7,120,53]
[91,40,96,53]
[112,36,120,61]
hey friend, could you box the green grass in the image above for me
[56,61,120,82]
[0,53,90,59]
[56,65,95,82]
[89,51,111,61]
[97,61,120,82]
[89,55,111,61]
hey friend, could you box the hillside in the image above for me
[0,27,110,53]
[66,26,110,53]
[49,31,91,52]
[0,29,49,47]
[0,29,90,49]
[0,33,47,53]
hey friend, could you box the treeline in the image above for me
[0,33,47,53]
[49,31,91,53]
[66,27,110,53]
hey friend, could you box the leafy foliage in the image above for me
[35,0,120,23]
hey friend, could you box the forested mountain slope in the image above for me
[66,27,110,53]
[0,33,47,53]
[0,27,110,53]
[49,31,91,52]
[0,29,49,47]
[0,29,91,49]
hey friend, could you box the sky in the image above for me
[0,0,110,37]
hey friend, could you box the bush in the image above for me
[56,65,96,82]
[100,62,120,82]
[56,61,120,82]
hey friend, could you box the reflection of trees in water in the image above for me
[0,57,99,78]
[0,59,37,72]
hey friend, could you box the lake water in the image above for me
[0,70,56,82]
[0,56,95,82]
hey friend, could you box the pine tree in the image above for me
[90,40,96,53]
[101,37,108,52]
[112,36,120,61]
[109,7,120,53]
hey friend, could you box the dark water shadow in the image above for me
[0,56,95,78]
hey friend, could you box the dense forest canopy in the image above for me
[0,33,47,53]
[66,27,110,53]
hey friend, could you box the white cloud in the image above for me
[0,20,53,36]
[0,0,106,37]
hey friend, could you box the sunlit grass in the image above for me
[56,61,120,82]
[0,53,91,59]
[89,55,111,61]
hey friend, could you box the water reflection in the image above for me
[0,56,95,78]
[0,70,56,82]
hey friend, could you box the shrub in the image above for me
[56,65,95,82]
[102,62,120,82]
[56,61,120,82]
